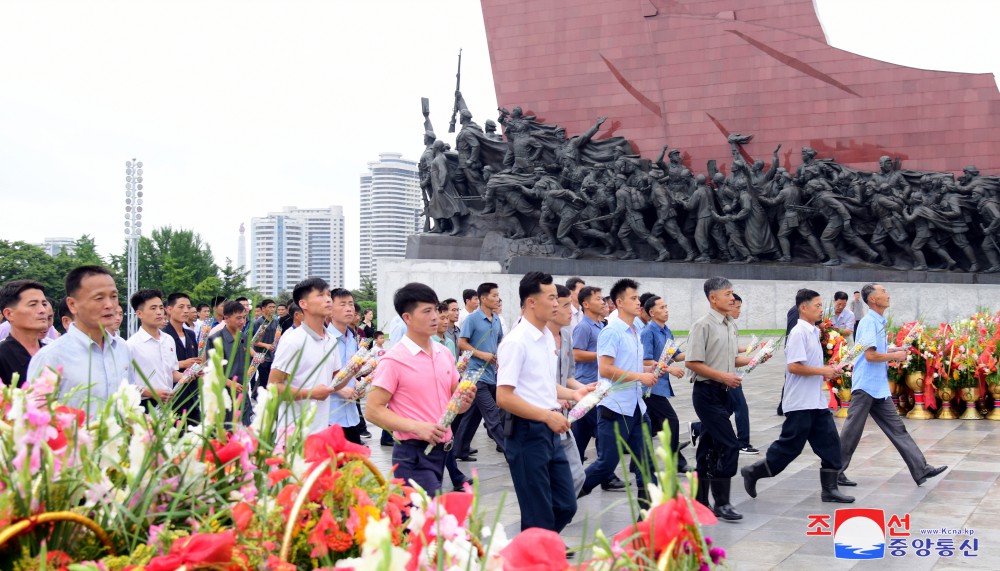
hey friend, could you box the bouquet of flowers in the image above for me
[645,340,682,397]
[829,335,876,369]
[736,337,778,376]
[354,375,374,400]
[568,380,614,424]
[456,350,474,376]
[743,334,760,356]
[178,361,205,384]
[426,370,482,454]
[333,342,374,386]
[196,320,213,359]
[356,355,378,379]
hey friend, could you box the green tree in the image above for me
[0,240,64,299]
[351,276,377,303]
[219,258,252,299]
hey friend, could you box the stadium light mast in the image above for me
[124,159,144,336]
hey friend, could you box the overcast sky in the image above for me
[1,0,997,288]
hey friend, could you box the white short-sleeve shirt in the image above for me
[272,323,337,435]
[126,327,178,392]
[497,318,559,411]
[783,319,828,412]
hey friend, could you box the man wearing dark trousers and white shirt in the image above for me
[686,276,752,522]
[497,272,593,532]
[578,278,658,505]
[839,283,947,487]
[741,289,854,503]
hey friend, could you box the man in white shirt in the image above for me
[497,271,593,533]
[126,289,182,408]
[269,278,348,436]
[741,289,854,503]
[456,288,479,330]
[565,277,586,333]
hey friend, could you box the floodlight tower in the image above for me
[124,159,144,336]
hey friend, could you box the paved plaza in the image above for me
[364,340,998,570]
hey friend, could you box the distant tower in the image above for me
[237,223,247,272]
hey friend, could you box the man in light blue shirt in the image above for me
[579,279,658,504]
[839,283,947,487]
[327,288,361,443]
[640,295,688,471]
[454,282,506,459]
[27,266,131,418]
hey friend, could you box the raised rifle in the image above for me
[448,49,463,133]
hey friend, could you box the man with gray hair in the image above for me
[685,276,752,521]
[838,283,947,487]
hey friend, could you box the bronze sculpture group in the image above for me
[419,92,1000,272]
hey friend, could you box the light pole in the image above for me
[124,159,144,337]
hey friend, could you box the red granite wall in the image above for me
[481,0,1000,174]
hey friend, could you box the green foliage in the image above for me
[0,236,111,302]
[219,257,252,299]
[351,276,377,303]
[134,227,218,295]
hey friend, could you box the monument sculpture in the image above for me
[417,91,1000,272]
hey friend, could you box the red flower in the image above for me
[46,550,73,571]
[499,527,568,571]
[200,439,246,464]
[304,424,370,463]
[310,509,355,558]
[145,530,235,571]
[266,555,297,571]
[267,468,293,486]
[275,484,301,517]
[47,425,68,451]
[232,501,254,532]
[612,497,716,558]
[55,405,86,426]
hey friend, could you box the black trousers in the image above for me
[454,381,506,456]
[506,417,577,532]
[692,381,740,479]
[764,409,843,474]
[342,425,364,445]
[644,394,689,469]
[571,407,598,461]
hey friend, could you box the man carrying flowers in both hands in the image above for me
[685,276,752,522]
[366,283,477,495]
[741,289,855,504]
[496,272,595,533]
[640,294,690,472]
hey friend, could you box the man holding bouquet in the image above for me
[640,294,689,471]
[685,276,752,521]
[838,283,947,487]
[366,283,476,494]
[497,272,593,532]
[741,289,855,503]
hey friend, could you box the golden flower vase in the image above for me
[904,371,934,419]
[987,383,1000,421]
[835,388,852,418]
[959,387,983,420]
[935,387,958,419]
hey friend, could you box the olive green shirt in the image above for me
[686,309,739,383]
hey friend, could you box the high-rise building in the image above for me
[359,153,421,280]
[251,206,344,296]
[39,237,76,257]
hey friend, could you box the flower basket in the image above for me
[279,452,386,562]
[0,511,116,554]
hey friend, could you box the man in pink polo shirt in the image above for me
[366,282,477,494]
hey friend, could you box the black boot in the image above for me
[740,459,771,499]
[710,478,743,521]
[821,469,855,503]
[695,470,710,506]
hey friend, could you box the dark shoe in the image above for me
[678,441,690,452]
[380,439,394,447]
[496,445,504,453]
[837,473,857,487]
[601,476,627,491]
[452,478,471,492]
[741,460,771,499]
[468,448,478,455]
[713,503,744,522]
[457,455,478,462]
[739,445,759,455]
[916,465,947,486]
[577,486,593,499]
[821,469,855,503]
[688,421,698,448]
[360,430,372,439]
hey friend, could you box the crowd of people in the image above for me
[0,265,947,537]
